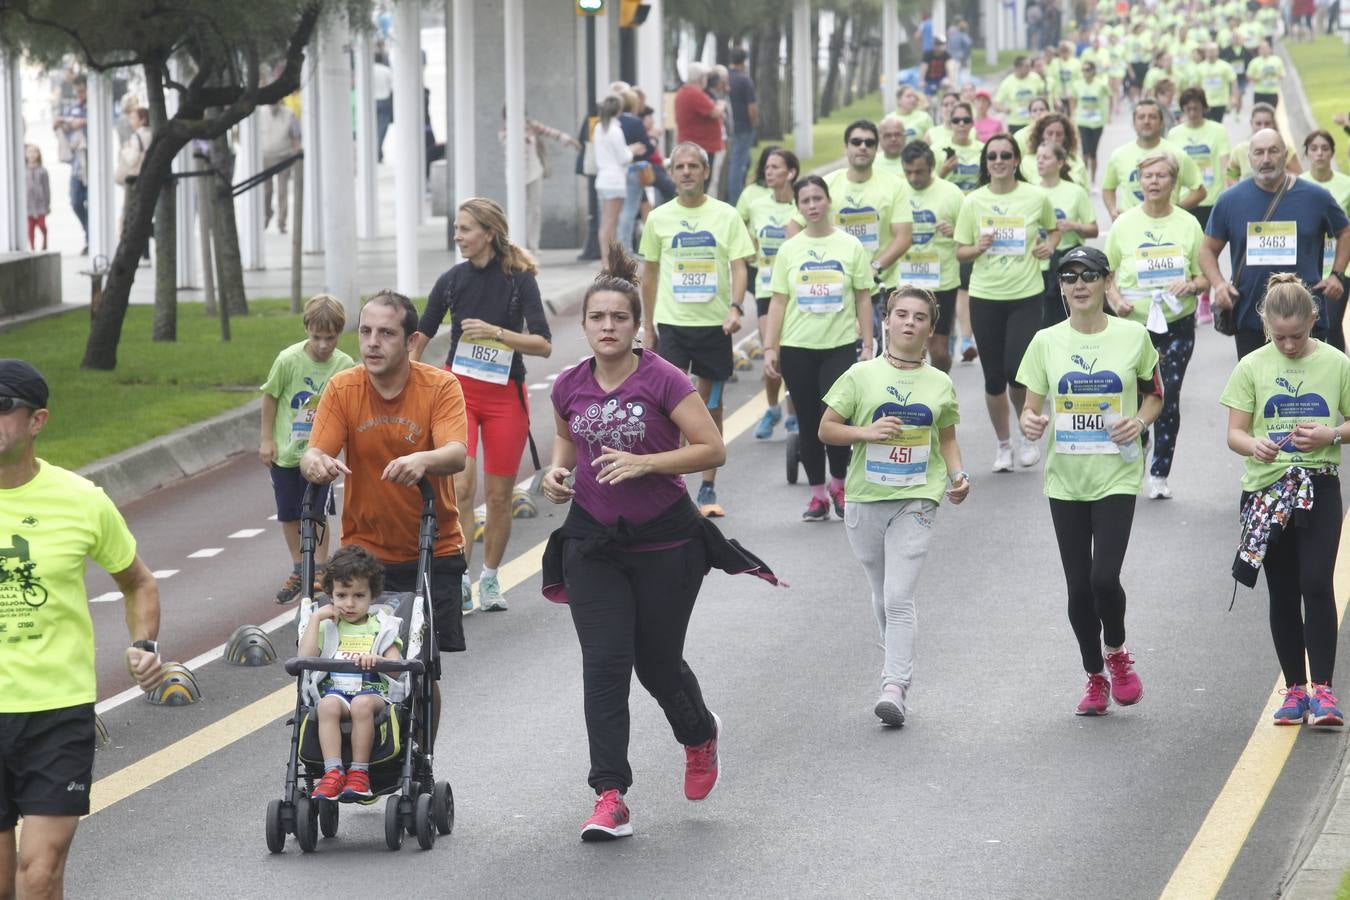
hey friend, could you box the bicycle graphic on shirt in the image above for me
[0,535,47,609]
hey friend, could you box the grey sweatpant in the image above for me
[844,498,938,691]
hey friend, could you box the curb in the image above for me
[1277,44,1319,142]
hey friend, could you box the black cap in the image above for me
[1057,246,1111,276]
[0,360,49,409]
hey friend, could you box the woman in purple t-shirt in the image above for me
[542,245,728,842]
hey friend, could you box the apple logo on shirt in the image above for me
[873,385,935,427]
[672,220,716,249]
[911,203,937,245]
[1056,354,1125,396]
[1264,377,1330,454]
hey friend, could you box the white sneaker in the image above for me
[1148,475,1172,499]
[993,442,1014,472]
[478,574,508,611]
[1016,437,1041,468]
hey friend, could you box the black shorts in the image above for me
[1129,62,1149,87]
[959,261,973,291]
[1079,126,1103,159]
[934,287,958,336]
[268,465,333,523]
[0,703,96,827]
[382,554,468,658]
[1254,92,1279,108]
[1188,205,1212,230]
[655,323,733,382]
[756,295,771,318]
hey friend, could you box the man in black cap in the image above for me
[0,359,164,899]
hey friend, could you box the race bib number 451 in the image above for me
[865,427,931,486]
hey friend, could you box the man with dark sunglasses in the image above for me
[0,359,164,900]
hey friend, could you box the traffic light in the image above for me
[576,0,603,14]
[619,0,651,26]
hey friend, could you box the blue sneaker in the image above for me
[1310,683,1344,727]
[696,483,724,518]
[784,415,799,435]
[461,572,475,615]
[754,405,782,440]
[1273,685,1309,725]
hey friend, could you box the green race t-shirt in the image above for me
[1167,120,1231,206]
[260,341,356,468]
[823,358,960,504]
[1220,341,1350,491]
[1301,170,1350,277]
[1019,153,1089,188]
[941,139,985,194]
[640,195,756,328]
[1104,204,1205,322]
[873,153,906,177]
[0,461,138,713]
[1248,55,1284,95]
[735,182,769,224]
[1047,57,1082,101]
[895,109,934,142]
[1040,180,1096,269]
[900,177,965,292]
[320,616,403,695]
[791,168,913,288]
[1073,78,1113,129]
[769,228,873,349]
[1016,318,1160,501]
[996,73,1047,126]
[745,191,798,299]
[925,125,954,150]
[954,181,1057,300]
[1103,138,1205,212]
[1198,59,1237,109]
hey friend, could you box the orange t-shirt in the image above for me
[309,362,467,561]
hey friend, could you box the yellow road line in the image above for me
[1160,512,1350,898]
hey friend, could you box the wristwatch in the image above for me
[131,639,160,657]
[1334,428,1343,446]
[495,327,505,340]
[950,470,971,485]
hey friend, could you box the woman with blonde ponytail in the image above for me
[410,197,553,614]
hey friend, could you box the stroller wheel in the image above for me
[414,793,437,850]
[384,795,405,851]
[265,799,286,853]
[294,796,318,853]
[432,781,454,835]
[318,798,339,838]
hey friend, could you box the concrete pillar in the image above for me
[393,0,422,297]
[317,12,358,318]
[503,0,527,245]
[637,0,664,129]
[0,49,25,253]
[882,0,899,116]
[986,0,999,65]
[934,0,948,42]
[86,72,116,262]
[792,0,813,164]
[353,29,379,240]
[301,50,324,254]
[452,0,475,209]
[237,113,264,269]
[167,57,198,288]
[594,7,612,90]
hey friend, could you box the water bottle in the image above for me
[1099,401,1141,462]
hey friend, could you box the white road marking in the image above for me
[267,515,278,521]
[90,591,123,604]
[228,528,265,539]
[528,383,549,391]
[187,548,223,559]
[545,373,558,381]
[151,569,179,579]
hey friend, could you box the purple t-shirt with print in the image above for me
[551,348,697,527]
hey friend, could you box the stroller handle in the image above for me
[283,656,426,677]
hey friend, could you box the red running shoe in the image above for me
[684,712,722,801]
[1075,673,1111,716]
[1104,649,1144,706]
[341,768,373,800]
[828,484,846,519]
[311,768,346,800]
[580,789,632,841]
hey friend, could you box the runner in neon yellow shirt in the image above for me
[1046,42,1081,110]
[1035,143,1098,329]
[1197,44,1238,120]
[934,101,984,195]
[1168,89,1231,219]
[874,114,908,177]
[1103,100,1206,219]
[1225,104,1304,185]
[1017,113,1089,187]
[1247,41,1284,106]
[995,57,1047,131]
[898,142,966,371]
[1070,61,1113,185]
[893,87,934,143]
[0,359,164,896]
[1301,130,1350,349]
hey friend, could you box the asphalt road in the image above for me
[62,102,1350,899]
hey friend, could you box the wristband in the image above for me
[496,327,505,340]
[949,470,971,486]
[1133,416,1147,432]
[730,303,744,315]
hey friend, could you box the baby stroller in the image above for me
[265,479,453,852]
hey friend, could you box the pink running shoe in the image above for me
[1309,683,1344,727]
[1274,685,1310,725]
[684,712,722,801]
[1104,649,1144,706]
[1075,672,1111,716]
[580,788,632,841]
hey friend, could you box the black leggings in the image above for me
[779,344,855,486]
[969,295,1042,395]
[564,538,715,793]
[1246,475,1343,686]
[1049,495,1137,673]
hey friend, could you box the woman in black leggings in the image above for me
[1221,273,1350,728]
[762,175,875,521]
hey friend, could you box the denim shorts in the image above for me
[596,187,625,201]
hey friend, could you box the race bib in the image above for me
[898,250,942,289]
[451,336,512,384]
[838,209,881,251]
[1135,244,1185,289]
[673,257,718,303]
[331,633,375,693]
[1054,394,1122,454]
[795,267,846,314]
[1203,75,1223,93]
[865,427,931,486]
[983,215,1027,256]
[1247,221,1296,267]
[290,406,317,443]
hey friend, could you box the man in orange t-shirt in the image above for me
[303,292,469,672]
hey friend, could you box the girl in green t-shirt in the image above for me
[763,175,875,521]
[820,286,970,727]
[1220,274,1350,728]
[1017,246,1163,717]
[746,147,801,442]
[1035,143,1099,330]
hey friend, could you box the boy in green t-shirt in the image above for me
[300,545,404,801]
[260,294,355,603]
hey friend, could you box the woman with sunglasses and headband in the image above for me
[936,101,984,363]
[1017,247,1163,716]
[955,133,1060,473]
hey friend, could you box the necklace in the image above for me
[885,350,925,368]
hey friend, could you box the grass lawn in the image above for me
[1339,869,1350,900]
[0,299,380,471]
[970,49,1021,79]
[1286,35,1350,133]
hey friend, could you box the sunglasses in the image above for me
[0,397,38,413]
[950,116,973,125]
[988,151,1015,161]
[849,138,878,148]
[1058,270,1105,284]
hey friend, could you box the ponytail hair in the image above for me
[1258,272,1320,337]
[583,242,643,322]
[457,197,538,277]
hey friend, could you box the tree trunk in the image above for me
[820,13,849,118]
[146,62,177,341]
[208,130,248,317]
[751,19,784,141]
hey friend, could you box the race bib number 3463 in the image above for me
[1247,221,1296,267]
